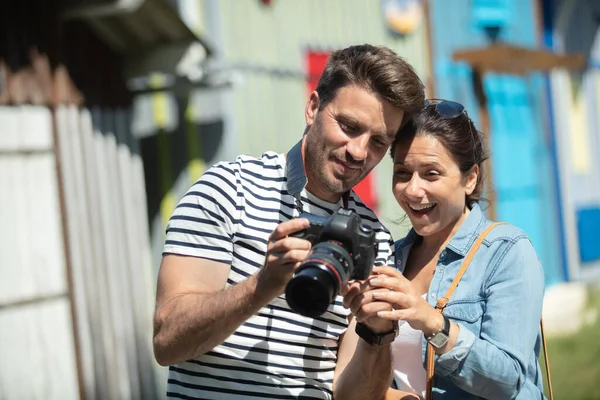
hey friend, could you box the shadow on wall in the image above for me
[140,93,225,235]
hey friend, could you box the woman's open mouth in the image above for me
[408,203,436,217]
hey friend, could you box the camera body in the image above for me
[292,209,378,280]
[285,208,378,317]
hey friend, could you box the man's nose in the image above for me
[346,135,369,161]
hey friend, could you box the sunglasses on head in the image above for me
[424,99,482,141]
[424,99,468,119]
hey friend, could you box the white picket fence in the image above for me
[0,105,161,400]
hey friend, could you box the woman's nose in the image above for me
[405,175,424,198]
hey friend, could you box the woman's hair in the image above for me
[390,104,488,205]
[315,44,425,126]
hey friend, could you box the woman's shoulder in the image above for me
[481,221,543,282]
[482,220,532,245]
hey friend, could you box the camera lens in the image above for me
[285,266,336,318]
[285,241,353,318]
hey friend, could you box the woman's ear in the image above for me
[465,164,479,196]
[305,91,320,126]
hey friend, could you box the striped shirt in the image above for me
[163,141,394,399]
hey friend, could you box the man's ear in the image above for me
[305,91,320,126]
[465,164,479,196]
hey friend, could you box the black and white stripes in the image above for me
[163,151,393,399]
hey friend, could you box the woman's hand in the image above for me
[368,266,443,336]
[341,277,395,333]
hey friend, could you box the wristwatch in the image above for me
[355,321,398,346]
[426,314,451,348]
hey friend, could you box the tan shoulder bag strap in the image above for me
[425,222,501,399]
[424,221,553,400]
[540,318,554,400]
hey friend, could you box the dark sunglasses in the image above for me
[424,99,482,142]
[424,99,468,119]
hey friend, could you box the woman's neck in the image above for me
[419,206,470,255]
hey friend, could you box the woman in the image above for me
[369,100,547,399]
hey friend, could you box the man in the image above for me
[153,44,425,399]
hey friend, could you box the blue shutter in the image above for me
[472,0,511,29]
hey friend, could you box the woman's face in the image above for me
[392,134,478,241]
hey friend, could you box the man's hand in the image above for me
[256,218,312,297]
[341,275,395,333]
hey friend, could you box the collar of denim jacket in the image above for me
[285,139,307,197]
[397,202,488,260]
[444,202,488,257]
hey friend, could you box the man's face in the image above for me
[303,85,405,202]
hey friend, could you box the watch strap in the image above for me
[426,314,451,347]
[426,313,450,339]
[355,321,398,346]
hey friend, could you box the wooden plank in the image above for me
[0,110,25,307]
[0,107,20,151]
[0,106,67,305]
[54,105,96,400]
[19,106,54,151]
[0,298,79,400]
[93,110,134,400]
[104,110,141,399]
[452,44,586,75]
[79,108,113,399]
[128,127,162,397]
[117,108,161,398]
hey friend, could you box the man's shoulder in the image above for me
[203,151,284,177]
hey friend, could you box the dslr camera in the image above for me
[285,208,378,318]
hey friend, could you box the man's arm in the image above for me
[333,318,394,400]
[152,218,311,366]
[153,255,268,366]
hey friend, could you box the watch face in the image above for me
[429,332,450,349]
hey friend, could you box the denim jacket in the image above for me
[394,203,547,399]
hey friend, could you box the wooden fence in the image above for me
[0,104,161,399]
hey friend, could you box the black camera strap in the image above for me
[293,190,351,216]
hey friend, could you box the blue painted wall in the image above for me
[544,0,600,279]
[429,0,564,285]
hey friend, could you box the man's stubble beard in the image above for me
[305,121,352,196]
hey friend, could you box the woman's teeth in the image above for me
[410,204,435,211]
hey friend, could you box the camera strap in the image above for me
[293,190,351,216]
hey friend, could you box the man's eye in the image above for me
[371,137,384,146]
[339,122,355,133]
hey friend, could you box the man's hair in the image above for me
[315,44,425,124]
